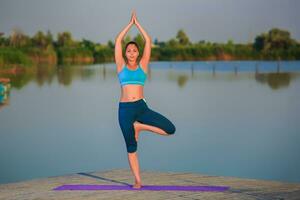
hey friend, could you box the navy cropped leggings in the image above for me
[118,98,176,153]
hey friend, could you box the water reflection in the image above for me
[0,61,299,91]
[177,75,189,88]
[35,65,56,86]
[256,73,291,89]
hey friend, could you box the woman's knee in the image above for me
[127,144,137,153]
[124,134,138,153]
[166,123,176,135]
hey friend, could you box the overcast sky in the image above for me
[0,0,299,44]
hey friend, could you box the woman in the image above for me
[115,10,176,189]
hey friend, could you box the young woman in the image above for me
[115,10,176,189]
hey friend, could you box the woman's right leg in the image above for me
[127,152,142,188]
[118,104,142,188]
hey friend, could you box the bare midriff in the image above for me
[119,84,144,102]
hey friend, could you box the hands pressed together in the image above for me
[130,9,139,26]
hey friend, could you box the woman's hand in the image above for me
[130,9,139,25]
[133,10,140,25]
[130,10,135,25]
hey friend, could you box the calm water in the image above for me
[0,61,300,184]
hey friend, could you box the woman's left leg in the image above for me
[134,106,176,141]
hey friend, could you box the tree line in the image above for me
[0,27,299,69]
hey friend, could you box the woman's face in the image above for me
[125,44,139,63]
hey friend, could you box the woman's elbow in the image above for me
[115,36,122,43]
[146,37,152,43]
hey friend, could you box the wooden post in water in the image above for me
[234,65,238,76]
[255,62,259,75]
[277,57,281,73]
[103,64,106,80]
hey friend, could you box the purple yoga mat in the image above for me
[53,184,230,192]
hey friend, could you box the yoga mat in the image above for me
[53,184,230,192]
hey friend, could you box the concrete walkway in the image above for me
[0,169,300,200]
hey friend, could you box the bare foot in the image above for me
[133,121,142,142]
[132,181,142,189]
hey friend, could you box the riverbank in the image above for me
[0,169,299,199]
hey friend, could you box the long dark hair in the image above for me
[124,41,140,64]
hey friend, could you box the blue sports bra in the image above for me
[118,63,147,86]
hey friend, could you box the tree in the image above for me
[81,38,95,51]
[198,40,206,44]
[46,30,53,45]
[176,29,191,46]
[267,28,294,50]
[107,40,114,49]
[32,31,48,49]
[253,33,267,51]
[0,32,7,47]
[9,28,31,48]
[57,31,74,47]
[253,28,296,51]
[167,38,179,47]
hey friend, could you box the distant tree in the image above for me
[81,38,95,51]
[227,39,234,46]
[267,28,295,50]
[253,28,296,51]
[9,28,31,47]
[107,40,114,49]
[253,33,267,51]
[225,39,235,53]
[167,38,179,47]
[46,30,53,45]
[157,41,166,48]
[198,40,206,44]
[176,29,191,46]
[0,32,7,46]
[57,31,74,47]
[32,31,48,49]
[44,30,54,50]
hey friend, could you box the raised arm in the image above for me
[115,13,134,70]
[134,12,152,72]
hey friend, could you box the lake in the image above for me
[0,60,299,184]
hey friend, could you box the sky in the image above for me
[0,0,299,44]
